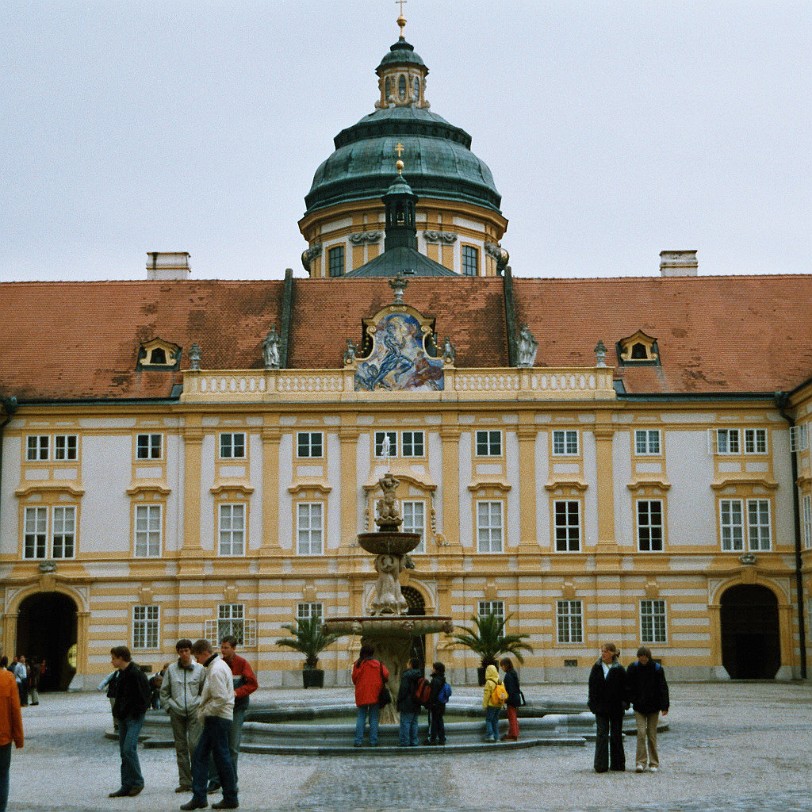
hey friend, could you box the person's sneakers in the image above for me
[212,801,239,810]
[636,765,645,773]
[127,787,143,797]
[180,800,208,810]
[353,742,363,747]
[206,783,221,795]
[649,767,659,773]
[108,789,129,798]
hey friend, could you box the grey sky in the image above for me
[2,1,810,282]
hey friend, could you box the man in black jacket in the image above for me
[626,646,670,773]
[108,646,151,798]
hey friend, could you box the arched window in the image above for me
[398,75,407,99]
[631,342,648,359]
[385,77,391,101]
[413,76,420,101]
[149,348,167,364]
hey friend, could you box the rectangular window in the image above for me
[634,429,661,456]
[462,245,479,276]
[297,432,324,458]
[747,499,771,551]
[744,428,767,454]
[51,506,76,558]
[134,504,162,557]
[637,500,664,552]
[54,434,78,461]
[23,507,48,559]
[478,600,504,624]
[402,431,425,457]
[217,604,245,645]
[720,499,744,551]
[402,500,425,554]
[297,503,323,555]
[26,435,49,461]
[552,430,579,456]
[219,432,246,459]
[790,425,809,452]
[475,430,502,457]
[296,602,323,623]
[136,433,162,460]
[132,605,160,650]
[476,501,503,553]
[374,431,398,458]
[716,429,740,454]
[554,500,581,552]
[641,600,667,644]
[218,504,245,556]
[328,245,345,277]
[803,494,812,550]
[556,600,584,645]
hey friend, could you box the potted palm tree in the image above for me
[274,616,343,688]
[451,612,534,685]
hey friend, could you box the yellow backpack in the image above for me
[490,680,508,707]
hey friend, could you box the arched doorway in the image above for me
[720,584,780,679]
[16,592,78,691]
[402,586,427,668]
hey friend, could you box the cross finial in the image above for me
[396,0,407,37]
[395,142,405,158]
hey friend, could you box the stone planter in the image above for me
[302,669,325,689]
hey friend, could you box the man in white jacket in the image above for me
[160,639,204,794]
[180,640,238,811]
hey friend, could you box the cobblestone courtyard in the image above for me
[9,681,812,811]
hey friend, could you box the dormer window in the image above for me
[138,338,181,370]
[618,331,660,365]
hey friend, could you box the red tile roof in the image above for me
[1,274,809,402]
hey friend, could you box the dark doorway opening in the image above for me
[16,592,78,691]
[720,584,780,679]
[402,586,427,668]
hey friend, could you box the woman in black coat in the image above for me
[500,657,522,740]
[587,642,628,772]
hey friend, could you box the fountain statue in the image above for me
[323,464,453,723]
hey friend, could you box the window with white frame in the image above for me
[297,432,323,458]
[640,600,667,644]
[476,501,503,553]
[402,500,426,553]
[23,505,76,559]
[552,429,579,456]
[218,504,245,556]
[637,500,664,552]
[26,435,49,461]
[744,428,767,454]
[790,425,809,452]
[556,600,583,644]
[720,498,771,551]
[297,503,323,555]
[374,431,398,458]
[803,494,812,550]
[24,434,78,461]
[136,433,162,460]
[204,604,257,647]
[634,429,661,456]
[219,432,246,459]
[716,429,740,454]
[402,431,424,457]
[134,504,162,557]
[554,500,581,551]
[475,430,502,457]
[478,600,504,624]
[296,602,323,623]
[54,434,78,460]
[132,605,160,650]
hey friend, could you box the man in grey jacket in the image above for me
[160,639,204,794]
[180,640,237,811]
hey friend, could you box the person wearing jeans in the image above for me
[351,645,389,747]
[482,664,502,742]
[108,646,151,798]
[396,658,422,746]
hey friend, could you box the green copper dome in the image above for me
[303,39,502,216]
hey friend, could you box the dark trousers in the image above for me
[0,742,11,812]
[594,712,625,772]
[191,716,237,804]
[428,706,446,743]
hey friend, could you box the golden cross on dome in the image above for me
[395,142,405,158]
[396,0,407,37]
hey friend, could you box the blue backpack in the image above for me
[437,681,452,704]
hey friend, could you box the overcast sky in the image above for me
[2,1,810,283]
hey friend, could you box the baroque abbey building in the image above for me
[1,17,810,689]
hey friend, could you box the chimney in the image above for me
[659,250,698,277]
[146,252,191,280]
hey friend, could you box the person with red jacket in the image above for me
[0,661,24,812]
[352,645,389,747]
[206,636,257,795]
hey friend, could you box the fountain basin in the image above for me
[324,615,453,639]
[357,531,421,555]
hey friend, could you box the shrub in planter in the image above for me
[451,613,534,685]
[274,617,343,688]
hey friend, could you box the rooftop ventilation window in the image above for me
[138,338,181,371]
[617,331,660,366]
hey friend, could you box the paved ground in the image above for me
[8,681,812,811]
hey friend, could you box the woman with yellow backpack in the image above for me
[482,664,508,742]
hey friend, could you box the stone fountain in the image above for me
[324,465,453,723]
